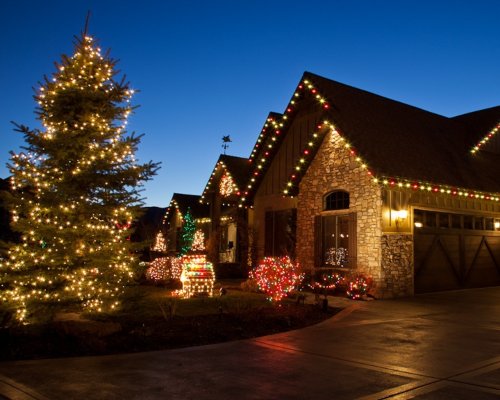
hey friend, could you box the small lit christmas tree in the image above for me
[1,31,158,322]
[179,208,196,256]
[152,230,167,252]
[191,229,205,252]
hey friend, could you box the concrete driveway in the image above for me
[0,287,498,399]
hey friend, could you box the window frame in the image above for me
[324,190,350,211]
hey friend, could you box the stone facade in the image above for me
[380,234,414,297]
[297,131,385,290]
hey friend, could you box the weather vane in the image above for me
[222,135,232,154]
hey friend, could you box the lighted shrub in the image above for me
[145,257,183,282]
[250,256,304,302]
[346,275,372,300]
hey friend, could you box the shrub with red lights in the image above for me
[250,256,304,302]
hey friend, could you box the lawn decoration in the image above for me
[178,228,214,298]
[180,255,215,298]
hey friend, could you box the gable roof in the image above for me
[306,72,500,191]
[163,193,209,226]
[200,154,251,203]
[242,72,500,204]
[452,106,500,153]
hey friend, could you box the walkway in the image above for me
[0,287,499,399]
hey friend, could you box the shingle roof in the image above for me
[200,154,251,202]
[218,154,250,190]
[170,193,209,219]
[302,72,500,192]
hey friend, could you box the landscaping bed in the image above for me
[0,284,339,361]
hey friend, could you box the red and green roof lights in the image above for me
[471,122,499,154]
[199,76,500,208]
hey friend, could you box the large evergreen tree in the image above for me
[0,33,159,323]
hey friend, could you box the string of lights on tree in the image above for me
[151,231,167,252]
[0,34,158,322]
[179,208,196,256]
[191,229,206,252]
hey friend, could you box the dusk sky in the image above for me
[1,0,499,207]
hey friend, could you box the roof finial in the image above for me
[222,135,232,154]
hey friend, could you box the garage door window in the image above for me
[414,209,500,231]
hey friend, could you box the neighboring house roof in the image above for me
[163,193,209,226]
[200,154,251,202]
[240,71,500,204]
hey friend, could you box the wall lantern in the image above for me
[395,209,408,230]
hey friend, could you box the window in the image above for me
[451,214,461,229]
[473,217,484,230]
[264,209,296,257]
[324,190,349,211]
[315,213,356,268]
[425,212,436,228]
[414,209,497,231]
[485,218,494,231]
[438,213,449,229]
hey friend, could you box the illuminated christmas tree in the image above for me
[179,208,196,256]
[152,230,167,252]
[191,229,205,252]
[1,32,158,322]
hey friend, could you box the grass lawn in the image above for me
[0,282,340,361]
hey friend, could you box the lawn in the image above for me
[0,282,339,361]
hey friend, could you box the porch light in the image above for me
[394,209,408,230]
[414,222,423,228]
[397,210,408,220]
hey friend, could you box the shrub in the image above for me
[145,257,183,283]
[250,256,304,302]
[346,275,372,300]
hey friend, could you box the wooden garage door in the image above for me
[414,209,500,293]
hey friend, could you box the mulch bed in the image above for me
[0,303,339,361]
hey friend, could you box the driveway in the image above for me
[0,287,499,399]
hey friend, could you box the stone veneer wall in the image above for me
[297,131,385,293]
[380,234,413,297]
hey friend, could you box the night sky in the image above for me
[1,0,499,207]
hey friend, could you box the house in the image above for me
[242,72,500,297]
[163,193,210,255]
[199,154,251,267]
[167,71,500,297]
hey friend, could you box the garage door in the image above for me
[413,209,500,293]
